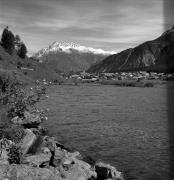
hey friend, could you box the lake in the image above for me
[38,83,173,180]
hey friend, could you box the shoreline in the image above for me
[0,78,124,180]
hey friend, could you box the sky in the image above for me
[0,0,173,55]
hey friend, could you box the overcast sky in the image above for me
[0,0,173,55]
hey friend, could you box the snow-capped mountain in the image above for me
[33,42,116,58]
[32,42,116,72]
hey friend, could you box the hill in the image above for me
[0,44,60,84]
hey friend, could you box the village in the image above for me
[69,71,174,82]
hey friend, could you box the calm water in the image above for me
[38,83,174,180]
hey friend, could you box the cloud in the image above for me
[0,0,165,54]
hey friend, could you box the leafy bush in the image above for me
[8,144,21,164]
[0,108,10,139]
[3,124,25,143]
[0,73,12,93]
[1,82,46,118]
[5,87,29,118]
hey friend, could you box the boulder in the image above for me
[0,164,63,180]
[42,136,57,156]
[22,153,51,167]
[19,129,37,155]
[41,137,97,180]
[43,136,71,152]
[42,147,50,154]
[0,138,14,165]
[11,116,23,125]
[54,147,66,160]
[95,162,124,180]
[23,111,42,128]
[59,157,97,180]
[66,151,81,160]
[11,111,41,128]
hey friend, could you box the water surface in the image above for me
[38,83,172,180]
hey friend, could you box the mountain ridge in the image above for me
[88,26,174,73]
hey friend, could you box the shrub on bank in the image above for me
[1,82,46,118]
[8,144,22,164]
[0,108,10,138]
[3,124,25,143]
[0,72,46,143]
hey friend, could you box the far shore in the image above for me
[53,78,169,88]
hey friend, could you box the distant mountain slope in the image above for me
[33,42,116,72]
[88,26,174,73]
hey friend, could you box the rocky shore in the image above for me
[0,80,123,180]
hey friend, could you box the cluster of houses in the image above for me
[69,71,174,82]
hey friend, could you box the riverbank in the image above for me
[0,75,123,180]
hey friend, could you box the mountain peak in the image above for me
[33,42,116,58]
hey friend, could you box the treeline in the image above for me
[0,26,27,58]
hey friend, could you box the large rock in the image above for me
[11,111,41,128]
[11,116,23,125]
[19,129,37,155]
[43,136,57,152]
[23,111,42,128]
[0,164,63,180]
[95,162,124,180]
[22,153,51,167]
[53,150,97,180]
[0,163,96,180]
[0,138,14,165]
[59,156,97,180]
[41,136,97,179]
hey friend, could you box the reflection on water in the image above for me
[38,83,173,180]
